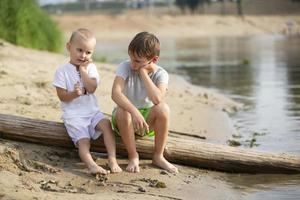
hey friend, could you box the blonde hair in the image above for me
[69,28,95,43]
[128,32,160,59]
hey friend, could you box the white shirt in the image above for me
[116,60,169,109]
[53,62,100,119]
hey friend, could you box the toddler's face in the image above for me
[67,38,95,67]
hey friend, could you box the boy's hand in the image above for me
[131,110,149,136]
[139,62,156,74]
[74,81,85,96]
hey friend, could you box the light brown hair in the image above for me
[128,32,160,59]
[69,28,95,43]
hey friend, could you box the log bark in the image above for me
[0,113,299,173]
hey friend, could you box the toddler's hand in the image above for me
[79,59,92,72]
[74,82,83,96]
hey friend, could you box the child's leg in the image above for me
[148,102,178,173]
[96,119,122,173]
[77,138,109,174]
[115,107,140,173]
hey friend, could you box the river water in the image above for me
[95,35,300,199]
[167,35,300,155]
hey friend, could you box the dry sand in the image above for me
[1,13,299,199]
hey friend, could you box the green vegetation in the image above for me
[228,131,266,148]
[0,0,63,52]
[227,139,242,147]
[241,58,250,65]
[175,0,207,14]
[232,134,243,139]
[245,138,259,148]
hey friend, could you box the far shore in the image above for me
[53,13,300,41]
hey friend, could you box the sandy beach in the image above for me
[1,13,299,199]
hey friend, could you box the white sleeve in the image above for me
[88,63,100,84]
[116,61,129,80]
[157,69,169,85]
[53,67,66,89]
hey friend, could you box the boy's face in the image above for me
[67,37,96,67]
[129,53,153,71]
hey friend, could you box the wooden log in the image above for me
[0,113,299,173]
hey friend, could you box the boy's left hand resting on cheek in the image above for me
[140,63,156,74]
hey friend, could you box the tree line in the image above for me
[175,0,243,15]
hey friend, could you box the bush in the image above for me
[0,0,63,52]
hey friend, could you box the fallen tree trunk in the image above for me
[0,114,299,173]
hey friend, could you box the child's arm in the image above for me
[79,60,97,94]
[112,76,149,133]
[55,82,82,102]
[139,67,167,105]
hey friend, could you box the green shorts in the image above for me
[111,107,155,137]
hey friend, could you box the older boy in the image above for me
[111,31,178,173]
[53,28,122,174]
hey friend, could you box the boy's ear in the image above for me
[152,56,159,63]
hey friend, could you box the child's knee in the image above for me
[97,118,112,131]
[154,102,170,118]
[103,118,112,127]
[161,102,170,114]
[116,108,131,123]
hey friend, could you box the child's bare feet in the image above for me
[108,157,122,173]
[152,155,178,173]
[126,156,140,173]
[88,164,109,175]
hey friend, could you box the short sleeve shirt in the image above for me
[53,62,100,119]
[116,60,169,109]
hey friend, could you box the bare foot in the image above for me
[152,156,178,173]
[126,156,140,173]
[88,164,109,175]
[108,157,122,173]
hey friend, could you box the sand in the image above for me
[1,12,299,200]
